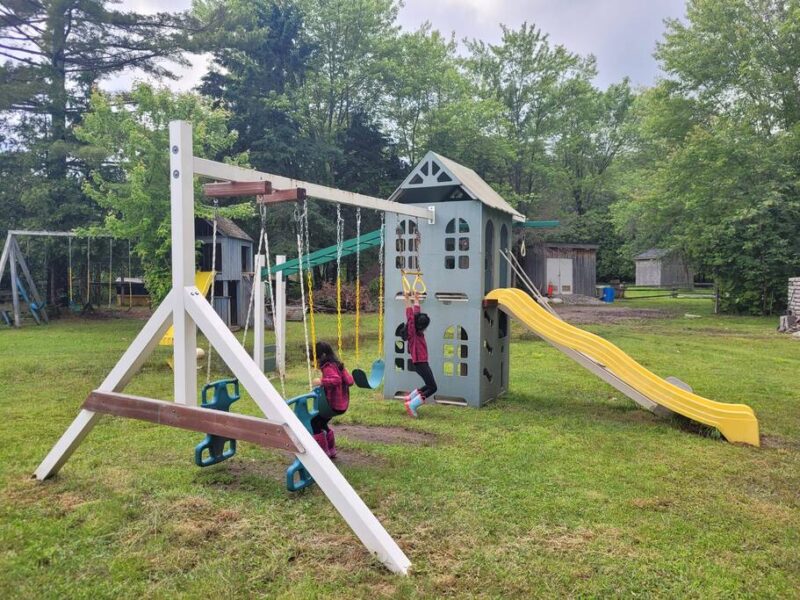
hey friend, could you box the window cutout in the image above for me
[437,172,452,183]
[396,238,405,252]
[421,162,429,175]
[459,237,469,251]
[483,368,493,382]
[443,325,469,377]
[395,358,404,371]
[395,340,404,353]
[499,312,508,339]
[408,256,419,269]
[396,221,406,235]
[459,256,469,269]
[444,326,455,339]
[459,345,468,359]
[445,238,455,251]
[458,327,468,340]
[443,362,454,376]
[395,323,406,337]
[459,363,469,377]
[459,219,469,233]
[443,345,454,358]
[445,219,455,234]
[431,161,441,175]
[396,256,405,269]
[484,310,494,326]
[445,256,455,269]
[484,340,494,354]
[408,221,417,234]
[410,174,423,185]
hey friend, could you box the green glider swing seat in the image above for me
[285,386,332,491]
[195,379,241,467]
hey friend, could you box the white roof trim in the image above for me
[390,151,526,222]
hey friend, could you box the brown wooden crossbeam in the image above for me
[203,181,272,197]
[256,188,307,204]
[83,391,303,453]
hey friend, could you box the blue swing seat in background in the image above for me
[352,358,385,390]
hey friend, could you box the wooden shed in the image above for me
[634,249,693,287]
[521,242,598,296]
[195,217,254,327]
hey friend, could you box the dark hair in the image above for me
[315,341,343,369]
[414,312,430,332]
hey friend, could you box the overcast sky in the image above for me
[112,0,687,92]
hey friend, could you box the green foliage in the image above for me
[76,84,244,301]
[614,0,800,313]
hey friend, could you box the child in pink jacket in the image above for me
[404,291,437,417]
[311,341,354,458]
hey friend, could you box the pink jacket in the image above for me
[406,305,428,363]
[320,361,354,412]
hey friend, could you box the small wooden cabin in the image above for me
[634,249,693,287]
[196,217,254,326]
[522,242,598,296]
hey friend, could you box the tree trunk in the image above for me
[47,1,69,181]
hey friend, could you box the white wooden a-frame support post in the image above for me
[0,233,12,289]
[253,254,265,370]
[9,235,21,327]
[33,121,410,575]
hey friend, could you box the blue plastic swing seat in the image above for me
[352,358,385,390]
[285,387,328,492]
[195,379,241,467]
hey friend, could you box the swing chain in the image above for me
[295,201,313,389]
[355,207,361,364]
[206,199,219,383]
[335,203,344,357]
[377,212,384,356]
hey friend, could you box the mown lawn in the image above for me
[1,298,798,598]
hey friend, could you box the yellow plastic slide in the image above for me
[486,288,760,446]
[159,271,215,346]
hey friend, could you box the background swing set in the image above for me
[0,229,135,328]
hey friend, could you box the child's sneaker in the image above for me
[405,394,423,418]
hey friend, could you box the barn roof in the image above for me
[634,248,671,260]
[389,151,526,222]
[198,216,253,243]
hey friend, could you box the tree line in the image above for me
[1,0,797,314]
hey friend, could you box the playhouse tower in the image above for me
[383,152,525,407]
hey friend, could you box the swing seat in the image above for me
[285,387,327,491]
[195,379,241,467]
[352,358,385,390]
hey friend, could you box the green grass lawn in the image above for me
[1,299,799,598]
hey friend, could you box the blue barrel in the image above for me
[602,286,615,303]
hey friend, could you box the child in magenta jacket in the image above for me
[404,290,437,417]
[311,341,354,458]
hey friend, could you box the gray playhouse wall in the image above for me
[383,200,512,407]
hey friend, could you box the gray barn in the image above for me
[196,217,254,327]
[634,249,693,287]
[522,243,598,297]
[383,151,524,407]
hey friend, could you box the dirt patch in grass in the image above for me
[336,424,438,446]
[760,434,800,450]
[555,305,669,325]
[631,497,674,511]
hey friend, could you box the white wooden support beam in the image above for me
[275,255,286,376]
[34,293,174,480]
[253,255,265,370]
[169,121,198,406]
[0,234,12,290]
[9,239,21,327]
[184,288,410,574]
[193,157,433,221]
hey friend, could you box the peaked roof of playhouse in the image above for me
[634,248,672,260]
[196,216,254,243]
[389,151,526,222]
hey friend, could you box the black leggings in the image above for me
[413,361,438,401]
[311,410,345,434]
